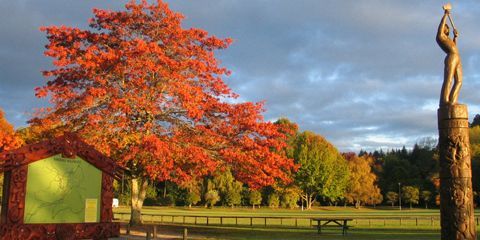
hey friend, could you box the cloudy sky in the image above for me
[1,0,480,152]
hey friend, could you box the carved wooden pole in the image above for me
[438,104,476,239]
[436,3,476,239]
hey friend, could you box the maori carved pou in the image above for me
[437,4,476,240]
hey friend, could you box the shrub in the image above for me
[204,190,220,208]
[268,193,280,208]
[249,190,262,209]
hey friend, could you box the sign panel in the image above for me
[24,154,102,223]
[85,199,98,222]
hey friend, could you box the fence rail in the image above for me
[114,212,480,229]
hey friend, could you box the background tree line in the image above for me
[4,109,480,210]
[112,115,480,209]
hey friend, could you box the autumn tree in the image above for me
[35,0,295,225]
[420,190,432,209]
[267,193,280,208]
[0,109,22,152]
[367,191,383,208]
[402,186,419,209]
[343,153,381,208]
[293,131,349,209]
[470,126,480,194]
[0,109,23,200]
[280,187,300,209]
[385,192,398,207]
[185,191,201,207]
[249,190,262,209]
[204,190,220,208]
[181,180,201,208]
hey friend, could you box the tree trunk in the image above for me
[308,197,315,209]
[130,177,148,226]
[355,201,360,209]
[302,193,316,210]
[163,181,167,197]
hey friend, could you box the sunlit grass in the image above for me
[114,206,480,239]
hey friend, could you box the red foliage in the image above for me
[0,109,22,152]
[34,0,294,188]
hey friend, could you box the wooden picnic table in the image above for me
[312,218,353,235]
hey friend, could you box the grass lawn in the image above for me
[113,206,480,239]
[115,205,447,217]
[121,224,441,240]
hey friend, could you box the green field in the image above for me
[113,206,480,239]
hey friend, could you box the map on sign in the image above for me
[24,154,102,223]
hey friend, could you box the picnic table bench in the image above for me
[312,218,353,235]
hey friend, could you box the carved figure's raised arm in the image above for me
[437,11,449,42]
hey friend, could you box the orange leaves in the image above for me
[34,87,49,98]
[344,153,381,205]
[35,0,295,189]
[0,109,23,152]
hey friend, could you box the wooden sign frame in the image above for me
[0,133,124,240]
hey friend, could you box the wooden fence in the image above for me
[114,213,480,229]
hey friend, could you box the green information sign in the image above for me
[24,154,102,224]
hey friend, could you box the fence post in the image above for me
[207,217,209,226]
[183,216,186,224]
[310,219,312,227]
[235,217,238,226]
[280,218,283,226]
[264,218,267,227]
[146,227,151,240]
[400,218,402,226]
[221,217,223,225]
[416,218,418,226]
[369,219,371,227]
[195,216,197,225]
[431,217,434,226]
[183,228,188,240]
[250,217,253,227]
[161,215,163,223]
[153,225,157,239]
[295,218,298,228]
